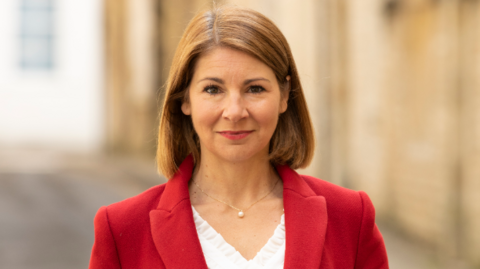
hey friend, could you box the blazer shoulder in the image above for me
[300,175,365,218]
[104,183,166,223]
[299,175,388,267]
[300,174,358,197]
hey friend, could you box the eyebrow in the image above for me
[197,77,271,85]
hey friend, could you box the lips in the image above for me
[218,130,254,140]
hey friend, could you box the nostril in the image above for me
[222,106,248,122]
[222,98,248,122]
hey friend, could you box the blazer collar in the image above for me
[150,156,327,269]
[276,164,328,268]
[149,155,208,268]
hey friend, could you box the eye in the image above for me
[248,85,265,94]
[203,84,221,95]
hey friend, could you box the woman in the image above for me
[89,5,388,269]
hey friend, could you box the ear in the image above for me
[181,100,191,115]
[280,76,291,113]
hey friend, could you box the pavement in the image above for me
[0,149,466,269]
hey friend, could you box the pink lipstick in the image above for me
[218,130,254,140]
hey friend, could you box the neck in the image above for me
[191,151,279,208]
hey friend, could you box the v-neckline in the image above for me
[191,206,286,268]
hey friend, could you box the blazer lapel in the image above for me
[150,155,208,269]
[149,156,327,268]
[277,165,328,269]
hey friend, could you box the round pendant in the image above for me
[238,211,245,218]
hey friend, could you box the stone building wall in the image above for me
[104,0,158,155]
[345,0,480,265]
[383,0,460,257]
[459,0,480,265]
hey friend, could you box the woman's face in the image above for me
[182,47,289,163]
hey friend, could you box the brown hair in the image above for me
[157,5,315,178]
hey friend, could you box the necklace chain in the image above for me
[193,178,280,218]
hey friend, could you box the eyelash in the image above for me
[203,84,220,95]
[202,84,266,95]
[248,85,266,94]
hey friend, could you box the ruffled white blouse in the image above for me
[192,206,286,269]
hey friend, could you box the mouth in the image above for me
[217,130,254,140]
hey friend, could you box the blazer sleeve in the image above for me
[89,206,122,269]
[354,191,389,269]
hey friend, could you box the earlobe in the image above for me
[181,102,191,115]
[280,98,288,113]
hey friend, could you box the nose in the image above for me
[222,92,249,122]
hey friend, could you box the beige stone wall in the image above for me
[384,0,460,256]
[347,0,480,264]
[104,0,158,155]
[104,0,127,152]
[459,0,480,265]
[345,0,390,215]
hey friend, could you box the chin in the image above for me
[213,146,269,164]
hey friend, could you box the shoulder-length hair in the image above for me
[157,5,315,178]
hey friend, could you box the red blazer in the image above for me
[89,155,389,268]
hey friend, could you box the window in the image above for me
[20,0,55,70]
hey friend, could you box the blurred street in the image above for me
[0,150,163,269]
[0,150,456,269]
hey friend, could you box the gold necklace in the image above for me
[193,178,280,218]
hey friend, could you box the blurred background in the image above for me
[0,0,479,268]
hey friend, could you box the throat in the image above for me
[190,155,280,206]
[190,166,281,211]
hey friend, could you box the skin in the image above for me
[182,47,290,260]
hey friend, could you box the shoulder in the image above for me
[301,174,360,201]
[90,184,169,267]
[299,174,373,221]
[100,184,167,227]
[296,175,388,267]
[294,176,388,266]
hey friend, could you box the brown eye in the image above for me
[204,85,220,95]
[249,85,265,94]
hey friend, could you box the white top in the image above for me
[192,206,286,269]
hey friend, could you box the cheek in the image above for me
[190,101,221,133]
[252,100,281,131]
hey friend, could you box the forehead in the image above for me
[192,47,275,80]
